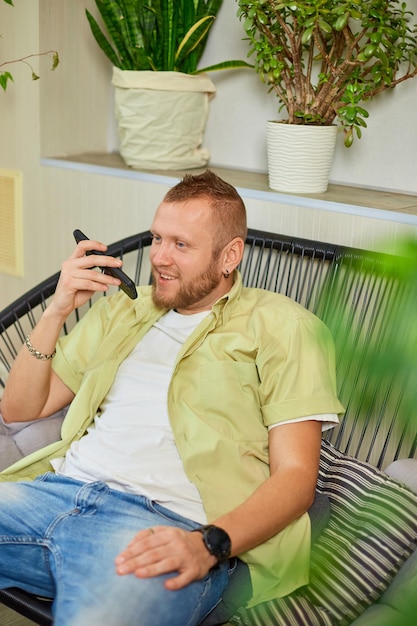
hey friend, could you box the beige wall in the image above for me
[1,0,417,309]
[0,0,42,307]
[39,0,111,157]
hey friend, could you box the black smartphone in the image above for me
[73,229,138,300]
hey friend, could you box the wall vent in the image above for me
[0,169,24,277]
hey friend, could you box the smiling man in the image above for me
[150,175,246,313]
[0,170,343,626]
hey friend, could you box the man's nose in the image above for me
[151,242,171,265]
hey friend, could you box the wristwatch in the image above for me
[193,524,231,565]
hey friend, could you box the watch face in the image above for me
[205,525,231,561]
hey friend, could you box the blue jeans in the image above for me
[0,474,230,626]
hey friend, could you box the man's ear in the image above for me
[223,237,245,273]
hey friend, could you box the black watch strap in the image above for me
[193,524,231,565]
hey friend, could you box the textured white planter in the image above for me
[112,68,216,170]
[266,122,338,193]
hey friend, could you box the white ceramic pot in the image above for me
[112,68,216,170]
[266,122,338,193]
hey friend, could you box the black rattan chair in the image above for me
[1,228,415,624]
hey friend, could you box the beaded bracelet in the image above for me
[24,334,56,361]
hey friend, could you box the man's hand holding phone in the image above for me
[73,230,138,300]
[48,230,137,322]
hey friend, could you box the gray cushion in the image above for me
[0,407,67,470]
[384,458,417,494]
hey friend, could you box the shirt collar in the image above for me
[211,270,243,323]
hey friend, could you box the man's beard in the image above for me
[151,262,222,311]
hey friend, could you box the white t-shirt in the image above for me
[52,309,338,523]
[52,310,210,523]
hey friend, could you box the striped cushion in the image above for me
[231,441,417,626]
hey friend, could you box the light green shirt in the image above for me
[0,272,344,606]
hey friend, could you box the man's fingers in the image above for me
[115,526,206,588]
[73,239,107,257]
[163,569,197,590]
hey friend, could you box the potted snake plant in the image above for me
[86,0,250,170]
[236,0,417,193]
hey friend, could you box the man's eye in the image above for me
[176,241,186,248]
[151,235,161,243]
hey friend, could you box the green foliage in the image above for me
[0,70,13,90]
[1,0,59,91]
[87,0,251,73]
[320,237,417,425]
[237,0,417,145]
[0,51,59,92]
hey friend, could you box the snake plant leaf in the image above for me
[90,1,137,68]
[175,16,215,69]
[86,9,123,68]
[180,0,198,71]
[194,0,223,59]
[122,0,146,66]
[201,0,224,16]
[194,59,254,73]
[161,0,178,72]
[106,3,137,67]
[137,1,155,48]
[87,0,249,74]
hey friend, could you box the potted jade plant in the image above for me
[1,0,59,92]
[86,0,250,170]
[237,0,417,193]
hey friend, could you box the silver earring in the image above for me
[223,269,230,278]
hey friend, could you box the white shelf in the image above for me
[41,153,417,227]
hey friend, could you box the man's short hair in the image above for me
[163,170,247,255]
